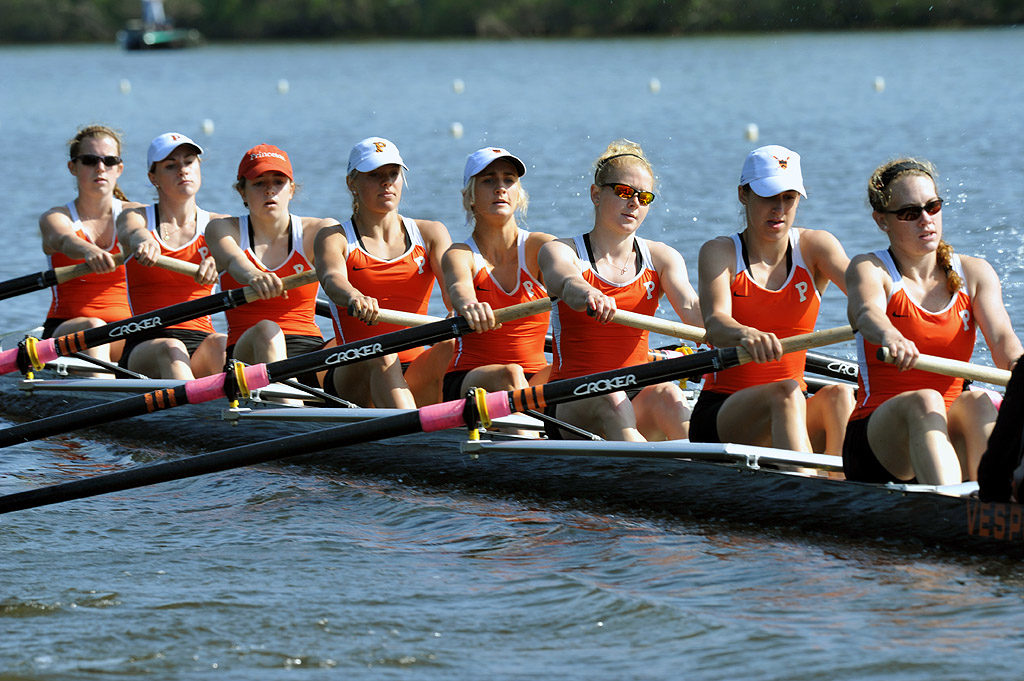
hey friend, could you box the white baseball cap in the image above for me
[147,132,203,166]
[347,137,407,174]
[739,145,806,198]
[463,147,526,186]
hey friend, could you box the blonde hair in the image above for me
[869,157,962,293]
[68,124,128,201]
[593,139,654,187]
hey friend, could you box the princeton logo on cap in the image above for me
[774,156,789,169]
[739,145,806,198]
[348,137,407,174]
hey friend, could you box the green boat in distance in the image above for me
[117,1,201,50]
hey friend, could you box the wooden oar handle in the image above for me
[610,309,706,343]
[878,347,1010,386]
[53,253,126,284]
[372,297,552,330]
[241,268,319,303]
[736,325,854,365]
[493,297,552,324]
[152,254,202,277]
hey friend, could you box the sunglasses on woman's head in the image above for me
[884,198,943,221]
[602,183,656,206]
[74,154,122,167]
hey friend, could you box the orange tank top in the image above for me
[549,234,661,381]
[448,230,549,374]
[328,217,435,364]
[124,204,215,333]
[219,215,323,347]
[851,249,976,420]
[702,229,821,394]
[46,199,132,322]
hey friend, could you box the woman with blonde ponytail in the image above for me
[844,158,1022,484]
[38,125,142,367]
[539,139,702,441]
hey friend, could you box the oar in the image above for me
[0,269,318,376]
[0,253,202,303]
[0,298,552,448]
[0,325,850,514]
[612,309,858,380]
[0,254,127,302]
[878,348,1011,386]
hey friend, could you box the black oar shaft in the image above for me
[0,411,423,514]
[0,386,189,448]
[0,271,58,302]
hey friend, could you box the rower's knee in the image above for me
[766,379,805,413]
[815,383,855,413]
[493,363,528,389]
[902,388,947,418]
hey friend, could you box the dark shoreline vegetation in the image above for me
[2,0,1022,43]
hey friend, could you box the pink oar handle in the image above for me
[184,364,271,403]
[0,338,59,375]
[418,391,513,432]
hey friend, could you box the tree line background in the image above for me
[3,0,1022,42]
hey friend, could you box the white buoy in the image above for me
[119,79,131,94]
[745,123,759,142]
[277,78,290,94]
[201,118,215,135]
[648,77,661,94]
[452,78,465,94]
[873,76,885,93]
[450,122,464,139]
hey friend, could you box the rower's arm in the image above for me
[539,238,616,324]
[205,217,282,299]
[116,207,160,266]
[846,253,918,370]
[648,240,702,327]
[442,244,495,332]
[38,207,117,273]
[697,236,781,363]
[417,219,454,309]
[313,224,379,324]
[802,228,851,295]
[964,255,1023,369]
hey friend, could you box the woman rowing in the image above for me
[691,145,852,455]
[315,137,452,407]
[844,158,1022,484]
[539,139,702,441]
[116,132,227,380]
[206,144,333,386]
[440,146,554,402]
[38,125,142,367]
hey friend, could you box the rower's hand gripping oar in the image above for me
[0,298,553,449]
[0,268,318,377]
[0,323,849,514]
[878,347,1011,386]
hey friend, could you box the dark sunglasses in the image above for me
[74,154,122,167]
[602,183,656,206]
[884,197,943,221]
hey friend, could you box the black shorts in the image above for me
[120,328,214,367]
[688,390,730,443]
[842,414,916,484]
[441,369,540,403]
[542,385,642,440]
[41,317,68,339]
[226,334,325,388]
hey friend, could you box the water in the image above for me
[3,29,1024,679]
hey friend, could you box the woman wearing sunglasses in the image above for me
[843,158,1022,484]
[38,125,142,368]
[116,132,228,380]
[315,136,453,408]
[538,139,702,441]
[440,147,554,403]
[691,145,852,456]
[206,144,335,393]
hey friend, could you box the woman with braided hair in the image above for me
[844,158,1022,484]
